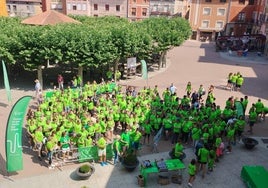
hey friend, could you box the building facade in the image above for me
[90,0,128,18]
[189,0,230,41]
[7,0,42,17]
[149,0,190,18]
[128,0,149,21]
[0,0,8,16]
[225,0,257,36]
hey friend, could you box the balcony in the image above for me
[150,11,172,16]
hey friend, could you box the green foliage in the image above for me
[78,164,92,174]
[0,16,191,72]
[123,150,138,166]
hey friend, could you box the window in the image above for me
[239,0,245,4]
[201,20,209,28]
[164,5,169,12]
[77,4,81,11]
[205,0,212,2]
[94,4,98,10]
[67,4,71,10]
[131,8,136,16]
[215,21,224,28]
[143,0,147,3]
[220,0,226,2]
[12,5,17,12]
[116,5,120,11]
[73,5,77,10]
[133,0,136,3]
[142,8,147,16]
[248,0,254,5]
[82,4,86,11]
[105,4,109,11]
[203,8,211,15]
[153,5,158,11]
[7,5,10,11]
[217,8,225,16]
[238,12,246,21]
[93,14,98,17]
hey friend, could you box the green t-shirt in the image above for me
[175,143,183,157]
[60,135,70,149]
[113,139,121,152]
[34,130,44,143]
[191,127,200,140]
[120,132,130,146]
[198,147,209,163]
[188,163,196,176]
[97,137,106,149]
[133,131,142,142]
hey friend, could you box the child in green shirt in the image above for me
[188,159,196,187]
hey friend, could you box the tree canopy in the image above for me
[0,16,191,73]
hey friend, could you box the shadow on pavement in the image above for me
[197,42,268,101]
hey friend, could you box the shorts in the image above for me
[249,121,255,127]
[164,127,172,132]
[228,80,232,84]
[198,161,207,164]
[36,142,42,150]
[132,142,140,150]
[98,148,106,156]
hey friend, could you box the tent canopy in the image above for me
[21,10,81,26]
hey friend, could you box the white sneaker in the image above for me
[188,182,192,187]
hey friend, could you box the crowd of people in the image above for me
[26,75,267,185]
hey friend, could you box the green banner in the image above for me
[141,60,148,80]
[2,60,12,102]
[78,144,113,162]
[5,96,32,172]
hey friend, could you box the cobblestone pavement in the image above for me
[0,40,268,188]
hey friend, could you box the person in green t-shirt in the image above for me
[33,126,44,161]
[255,99,264,120]
[120,129,130,155]
[188,159,197,187]
[173,139,184,160]
[236,74,244,92]
[142,120,152,145]
[60,131,70,161]
[208,148,216,172]
[97,134,107,166]
[132,129,142,155]
[248,105,257,134]
[113,135,121,165]
[197,145,209,179]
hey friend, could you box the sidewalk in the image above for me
[1,138,268,188]
[1,40,268,188]
[219,51,268,64]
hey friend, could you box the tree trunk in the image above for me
[78,66,83,86]
[162,51,167,68]
[114,59,119,83]
[158,52,164,70]
[37,65,43,90]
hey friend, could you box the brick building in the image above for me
[6,0,42,17]
[189,0,229,41]
[128,0,149,21]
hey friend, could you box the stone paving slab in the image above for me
[1,40,268,188]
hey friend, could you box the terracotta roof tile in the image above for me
[21,10,81,26]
